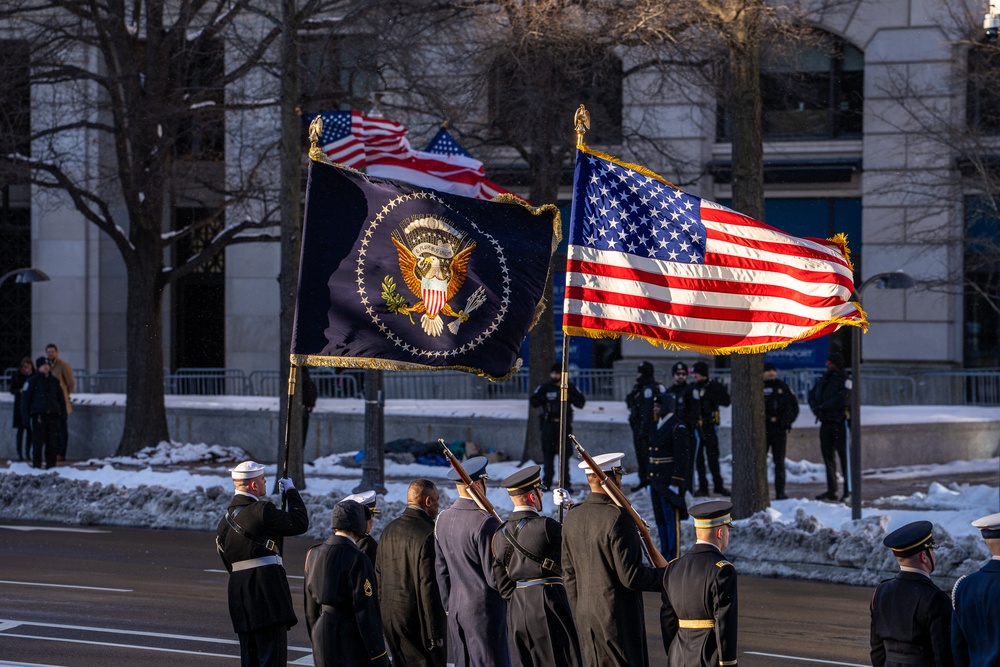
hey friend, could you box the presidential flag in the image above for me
[292,159,559,380]
[563,146,866,354]
[302,111,410,168]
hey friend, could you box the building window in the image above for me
[967,45,1000,134]
[299,34,380,111]
[175,38,226,161]
[718,32,863,141]
[0,40,30,166]
[964,197,1000,367]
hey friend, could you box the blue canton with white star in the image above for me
[424,128,473,158]
[313,111,353,143]
[569,153,707,264]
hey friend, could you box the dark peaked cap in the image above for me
[690,500,733,529]
[501,465,545,496]
[883,520,936,557]
[447,455,490,482]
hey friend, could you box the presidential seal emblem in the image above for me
[383,215,488,336]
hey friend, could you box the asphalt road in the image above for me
[0,522,874,666]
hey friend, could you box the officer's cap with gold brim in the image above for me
[883,520,936,557]
[972,511,1000,539]
[577,452,625,476]
[229,461,266,480]
[341,490,380,515]
[501,465,546,496]
[447,455,490,483]
[690,500,733,529]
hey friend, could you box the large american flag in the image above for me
[563,147,867,353]
[302,111,410,168]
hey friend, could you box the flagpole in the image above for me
[280,364,297,511]
[557,336,570,522]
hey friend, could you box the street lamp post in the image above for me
[0,267,50,289]
[850,270,916,521]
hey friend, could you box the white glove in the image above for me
[278,477,295,493]
[552,488,573,508]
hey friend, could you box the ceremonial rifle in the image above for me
[570,435,668,568]
[438,439,503,523]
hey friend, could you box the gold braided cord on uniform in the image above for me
[291,353,523,383]
[890,533,934,553]
[720,659,738,666]
[678,619,715,629]
[693,515,733,529]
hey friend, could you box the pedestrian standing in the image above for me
[648,393,689,561]
[870,521,952,667]
[529,362,586,491]
[763,362,799,500]
[690,361,731,496]
[951,511,1000,667]
[340,489,379,566]
[45,344,74,461]
[375,479,447,667]
[562,452,665,667]
[660,500,738,667]
[303,500,389,667]
[491,465,583,667]
[215,461,309,667]
[434,456,509,667]
[20,356,65,470]
[808,353,851,502]
[665,361,698,493]
[626,362,665,490]
[10,356,34,461]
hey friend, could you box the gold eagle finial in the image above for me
[574,105,590,148]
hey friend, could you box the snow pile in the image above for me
[79,440,249,467]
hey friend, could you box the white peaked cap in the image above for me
[341,490,378,509]
[578,452,625,474]
[229,461,267,480]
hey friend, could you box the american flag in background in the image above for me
[563,148,866,353]
[304,111,365,167]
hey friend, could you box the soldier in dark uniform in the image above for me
[661,500,738,667]
[341,490,379,566]
[808,353,851,502]
[434,456,510,667]
[626,361,666,490]
[870,521,952,667]
[529,362,586,490]
[951,511,1000,667]
[215,461,309,667]
[763,363,799,500]
[648,393,689,561]
[303,500,389,667]
[690,361,730,497]
[491,465,583,667]
[665,361,698,493]
[562,452,665,667]
[376,479,447,667]
[20,356,66,470]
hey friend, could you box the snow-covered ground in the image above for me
[1,438,997,586]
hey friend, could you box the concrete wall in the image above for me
[2,400,997,470]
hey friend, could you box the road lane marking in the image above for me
[0,581,131,592]
[0,525,110,533]
[0,660,67,667]
[0,633,238,659]
[204,568,304,580]
[744,652,867,666]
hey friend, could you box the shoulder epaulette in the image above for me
[716,560,733,568]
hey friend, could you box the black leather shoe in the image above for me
[694,488,709,497]
[775,492,788,500]
[814,492,837,501]
[715,487,731,497]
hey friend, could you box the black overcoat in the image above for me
[951,559,1000,667]
[215,490,309,633]
[434,496,509,667]
[764,378,799,432]
[375,507,447,667]
[661,542,738,667]
[303,534,389,667]
[870,570,952,667]
[491,509,583,667]
[357,533,378,567]
[562,493,664,667]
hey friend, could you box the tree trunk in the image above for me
[727,0,769,519]
[277,0,305,486]
[117,263,170,455]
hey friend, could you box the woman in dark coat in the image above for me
[9,356,33,460]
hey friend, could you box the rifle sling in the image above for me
[225,505,279,555]
[502,517,562,577]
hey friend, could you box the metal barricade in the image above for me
[168,368,247,396]
[91,369,128,393]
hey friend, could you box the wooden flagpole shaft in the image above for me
[557,336,570,522]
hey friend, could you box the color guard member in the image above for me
[951,511,1000,667]
[341,489,379,566]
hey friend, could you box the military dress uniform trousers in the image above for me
[237,624,287,667]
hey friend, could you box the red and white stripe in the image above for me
[323,111,366,168]
[423,287,447,318]
[367,150,486,200]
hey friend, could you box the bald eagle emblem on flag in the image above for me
[383,215,486,336]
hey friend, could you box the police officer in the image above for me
[434,456,510,667]
[562,452,665,667]
[660,500,737,667]
[529,362,586,490]
[215,461,309,667]
[808,353,851,502]
[763,363,799,500]
[951,511,1000,667]
[648,393,689,560]
[690,361,731,497]
[491,465,583,667]
[626,362,665,490]
[341,490,379,566]
[303,500,389,666]
[376,479,447,667]
[870,521,952,667]
[665,361,698,493]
